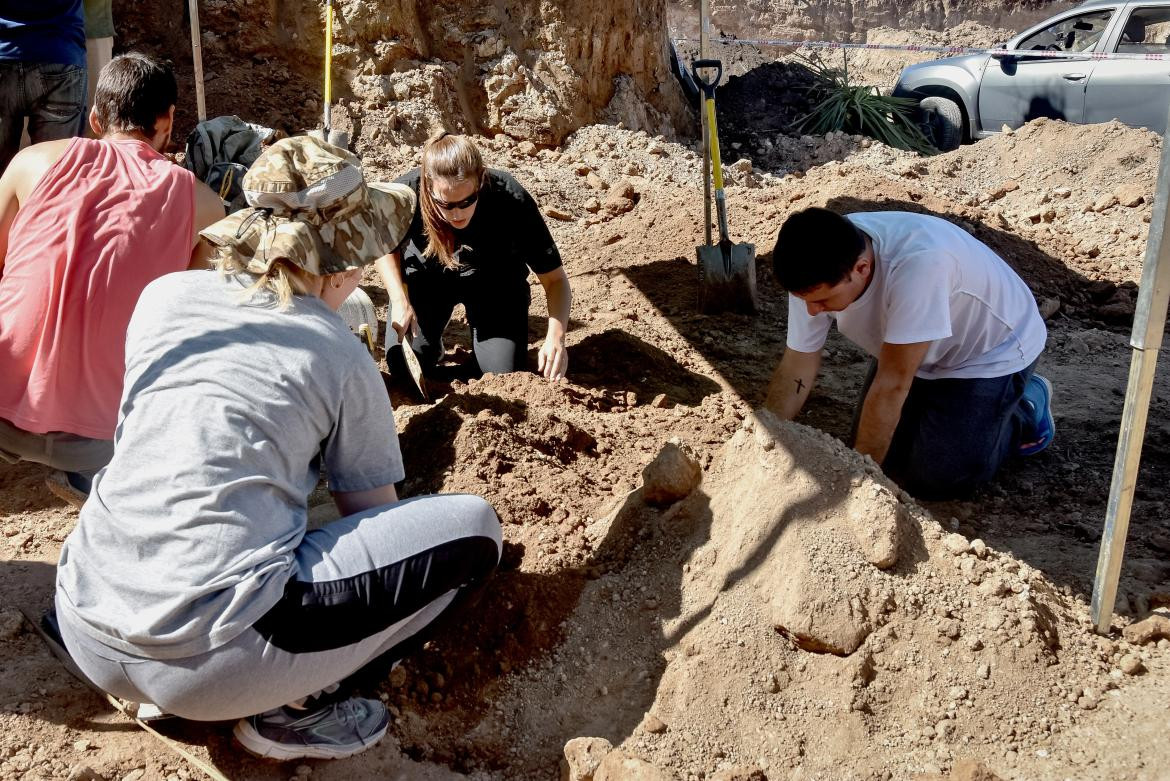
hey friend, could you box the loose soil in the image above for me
[3,10,1170,781]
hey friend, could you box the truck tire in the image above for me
[920,96,963,152]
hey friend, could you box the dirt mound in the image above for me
[414,412,1134,779]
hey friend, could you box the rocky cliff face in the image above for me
[670,0,1071,43]
[334,0,689,146]
[120,0,689,148]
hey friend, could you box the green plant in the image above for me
[795,59,936,155]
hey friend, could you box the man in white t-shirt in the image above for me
[764,208,1054,499]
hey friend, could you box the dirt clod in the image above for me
[640,442,702,506]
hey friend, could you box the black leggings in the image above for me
[403,266,530,376]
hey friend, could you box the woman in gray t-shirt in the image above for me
[54,137,502,762]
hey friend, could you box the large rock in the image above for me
[562,737,613,781]
[641,441,702,506]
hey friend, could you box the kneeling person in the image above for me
[766,208,1053,500]
[54,137,502,761]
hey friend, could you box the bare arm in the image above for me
[331,482,399,517]
[375,251,417,340]
[0,159,20,277]
[190,181,225,248]
[536,265,571,380]
[765,348,822,420]
[853,341,931,464]
[0,140,72,276]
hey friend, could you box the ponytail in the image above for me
[419,131,486,269]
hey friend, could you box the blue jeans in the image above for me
[854,358,1038,500]
[0,61,86,172]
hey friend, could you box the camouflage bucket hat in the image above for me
[200,135,415,276]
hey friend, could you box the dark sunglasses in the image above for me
[430,189,479,211]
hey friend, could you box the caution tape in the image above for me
[673,35,1170,61]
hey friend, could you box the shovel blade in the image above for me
[400,333,429,402]
[697,241,758,314]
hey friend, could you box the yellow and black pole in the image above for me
[324,0,333,136]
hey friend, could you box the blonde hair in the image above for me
[213,249,320,311]
[419,131,486,269]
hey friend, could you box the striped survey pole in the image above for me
[1091,108,1170,634]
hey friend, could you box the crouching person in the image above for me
[52,136,502,761]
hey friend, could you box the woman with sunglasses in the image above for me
[376,132,571,381]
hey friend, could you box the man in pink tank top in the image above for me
[0,53,224,506]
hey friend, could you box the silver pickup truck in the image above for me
[892,0,1170,149]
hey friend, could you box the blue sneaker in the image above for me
[1018,373,1055,456]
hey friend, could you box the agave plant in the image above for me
[795,57,936,156]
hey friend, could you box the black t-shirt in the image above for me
[393,168,562,284]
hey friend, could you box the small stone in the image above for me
[585,171,609,191]
[122,770,146,781]
[977,663,991,679]
[1115,182,1146,208]
[651,393,670,409]
[73,739,90,752]
[989,180,1019,200]
[985,612,1006,631]
[563,737,612,781]
[66,766,104,781]
[517,140,538,156]
[584,197,602,213]
[293,764,312,778]
[388,665,408,687]
[1038,297,1061,320]
[1093,193,1119,212]
[948,686,968,701]
[641,712,667,733]
[943,533,971,556]
[545,207,574,221]
[970,539,988,558]
[1122,614,1170,646]
[0,609,24,642]
[1118,653,1145,675]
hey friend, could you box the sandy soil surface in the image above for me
[3,17,1170,780]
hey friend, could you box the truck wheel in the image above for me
[920,96,963,152]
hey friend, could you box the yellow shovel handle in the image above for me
[705,97,723,191]
[324,3,333,110]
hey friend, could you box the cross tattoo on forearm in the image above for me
[794,378,806,394]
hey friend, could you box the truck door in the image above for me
[978,9,1114,131]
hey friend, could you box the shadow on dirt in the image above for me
[0,461,74,514]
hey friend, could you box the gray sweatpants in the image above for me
[57,494,502,721]
[0,416,113,474]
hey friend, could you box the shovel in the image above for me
[691,58,758,315]
[319,0,350,149]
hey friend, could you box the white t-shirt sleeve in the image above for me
[323,360,406,493]
[883,252,954,345]
[785,292,833,352]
